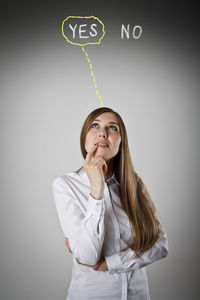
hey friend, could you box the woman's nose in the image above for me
[99,128,107,138]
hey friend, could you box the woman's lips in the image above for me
[95,143,108,148]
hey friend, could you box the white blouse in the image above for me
[52,167,168,300]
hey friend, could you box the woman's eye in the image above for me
[91,123,99,128]
[109,125,118,131]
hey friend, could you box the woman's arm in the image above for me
[103,178,169,274]
[65,208,168,273]
[104,210,168,274]
[52,177,105,266]
[64,237,108,271]
[53,146,108,267]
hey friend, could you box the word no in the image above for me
[121,24,143,39]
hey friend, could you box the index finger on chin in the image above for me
[85,144,97,163]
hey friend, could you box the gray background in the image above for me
[0,1,200,299]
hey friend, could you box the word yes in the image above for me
[69,24,97,39]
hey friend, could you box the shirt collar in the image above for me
[80,167,120,185]
[106,171,120,185]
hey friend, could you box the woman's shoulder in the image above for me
[52,166,85,190]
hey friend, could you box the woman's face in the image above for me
[85,112,121,162]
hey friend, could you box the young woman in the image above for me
[52,107,168,300]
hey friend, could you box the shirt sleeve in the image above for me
[52,177,105,266]
[105,210,168,274]
[104,179,169,274]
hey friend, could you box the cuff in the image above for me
[85,193,105,220]
[104,253,122,273]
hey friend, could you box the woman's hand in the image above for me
[84,144,107,200]
[75,256,108,271]
[65,237,108,271]
[93,257,108,271]
[97,259,108,271]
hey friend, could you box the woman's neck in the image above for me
[104,158,115,181]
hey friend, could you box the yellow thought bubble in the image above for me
[61,16,105,46]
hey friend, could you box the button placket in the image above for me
[121,273,128,300]
[105,182,121,251]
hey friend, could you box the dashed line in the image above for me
[81,46,104,106]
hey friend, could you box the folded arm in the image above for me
[104,178,168,274]
[104,209,168,274]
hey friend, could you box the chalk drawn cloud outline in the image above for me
[62,16,105,46]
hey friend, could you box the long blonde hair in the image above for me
[77,107,160,258]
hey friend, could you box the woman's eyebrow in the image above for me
[94,119,119,125]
